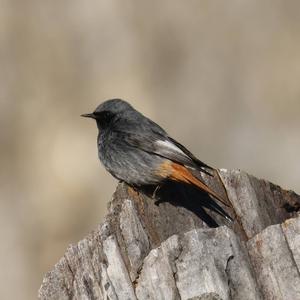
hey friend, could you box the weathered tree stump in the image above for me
[39,169,300,300]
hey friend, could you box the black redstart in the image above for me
[82,99,230,218]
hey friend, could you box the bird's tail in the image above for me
[168,162,230,209]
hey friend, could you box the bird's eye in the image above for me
[101,111,111,119]
[94,110,109,117]
[93,111,101,116]
[95,111,114,122]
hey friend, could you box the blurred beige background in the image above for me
[1,1,300,298]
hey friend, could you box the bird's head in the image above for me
[81,98,133,130]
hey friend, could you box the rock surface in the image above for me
[39,169,300,299]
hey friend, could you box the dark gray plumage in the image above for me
[82,98,231,221]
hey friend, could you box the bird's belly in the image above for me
[98,143,165,186]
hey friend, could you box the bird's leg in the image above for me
[152,184,161,199]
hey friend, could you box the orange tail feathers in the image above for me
[161,161,229,207]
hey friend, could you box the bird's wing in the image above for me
[153,138,214,175]
[118,125,214,176]
[166,136,214,171]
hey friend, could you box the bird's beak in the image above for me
[81,113,96,119]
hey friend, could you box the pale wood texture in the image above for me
[39,169,300,300]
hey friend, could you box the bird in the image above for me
[82,99,231,221]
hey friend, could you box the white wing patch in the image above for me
[155,140,188,157]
